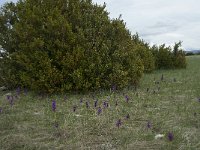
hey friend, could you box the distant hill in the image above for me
[184,50,200,54]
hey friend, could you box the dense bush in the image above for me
[151,42,186,69]
[132,34,155,73]
[0,0,144,93]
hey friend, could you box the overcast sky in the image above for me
[1,0,200,50]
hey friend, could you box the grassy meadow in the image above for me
[0,55,200,150]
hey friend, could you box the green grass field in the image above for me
[0,56,200,150]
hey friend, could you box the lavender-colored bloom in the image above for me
[125,95,129,103]
[86,101,89,108]
[0,107,2,113]
[6,95,10,100]
[112,84,116,92]
[52,100,56,112]
[115,101,118,106]
[80,98,83,104]
[24,88,28,95]
[73,106,77,112]
[161,74,164,81]
[16,87,20,95]
[116,119,122,128]
[103,101,108,108]
[94,100,98,108]
[168,132,174,141]
[97,107,102,115]
[64,95,67,101]
[125,114,130,119]
[147,121,151,129]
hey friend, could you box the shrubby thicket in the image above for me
[151,42,187,69]
[0,0,186,93]
[0,0,144,93]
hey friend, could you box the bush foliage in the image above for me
[0,0,187,93]
[151,42,186,69]
[0,0,144,93]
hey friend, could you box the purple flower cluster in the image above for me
[125,95,129,103]
[116,119,122,128]
[97,107,102,115]
[147,121,151,129]
[168,132,174,141]
[52,100,56,112]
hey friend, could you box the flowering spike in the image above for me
[97,107,102,115]
[115,101,118,106]
[168,132,174,141]
[94,100,98,108]
[16,87,20,95]
[161,74,164,81]
[73,106,77,112]
[52,100,56,112]
[103,101,108,108]
[116,119,122,128]
[80,98,83,104]
[112,84,116,92]
[24,88,28,95]
[6,95,10,100]
[64,95,67,101]
[86,101,89,108]
[125,95,129,103]
[147,121,151,129]
[125,114,130,119]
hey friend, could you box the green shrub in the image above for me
[151,42,187,69]
[0,0,144,93]
[132,34,155,73]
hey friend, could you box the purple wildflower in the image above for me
[24,88,28,95]
[80,98,83,104]
[6,95,10,100]
[115,101,118,106]
[125,95,129,103]
[97,107,102,115]
[103,101,108,108]
[116,119,122,128]
[52,100,56,112]
[125,114,130,119]
[86,101,89,108]
[10,98,14,106]
[112,84,116,92]
[147,121,151,129]
[64,95,67,101]
[94,100,98,108]
[161,74,164,81]
[0,107,2,113]
[73,106,77,112]
[16,87,20,95]
[168,132,174,141]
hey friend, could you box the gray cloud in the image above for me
[93,0,200,50]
